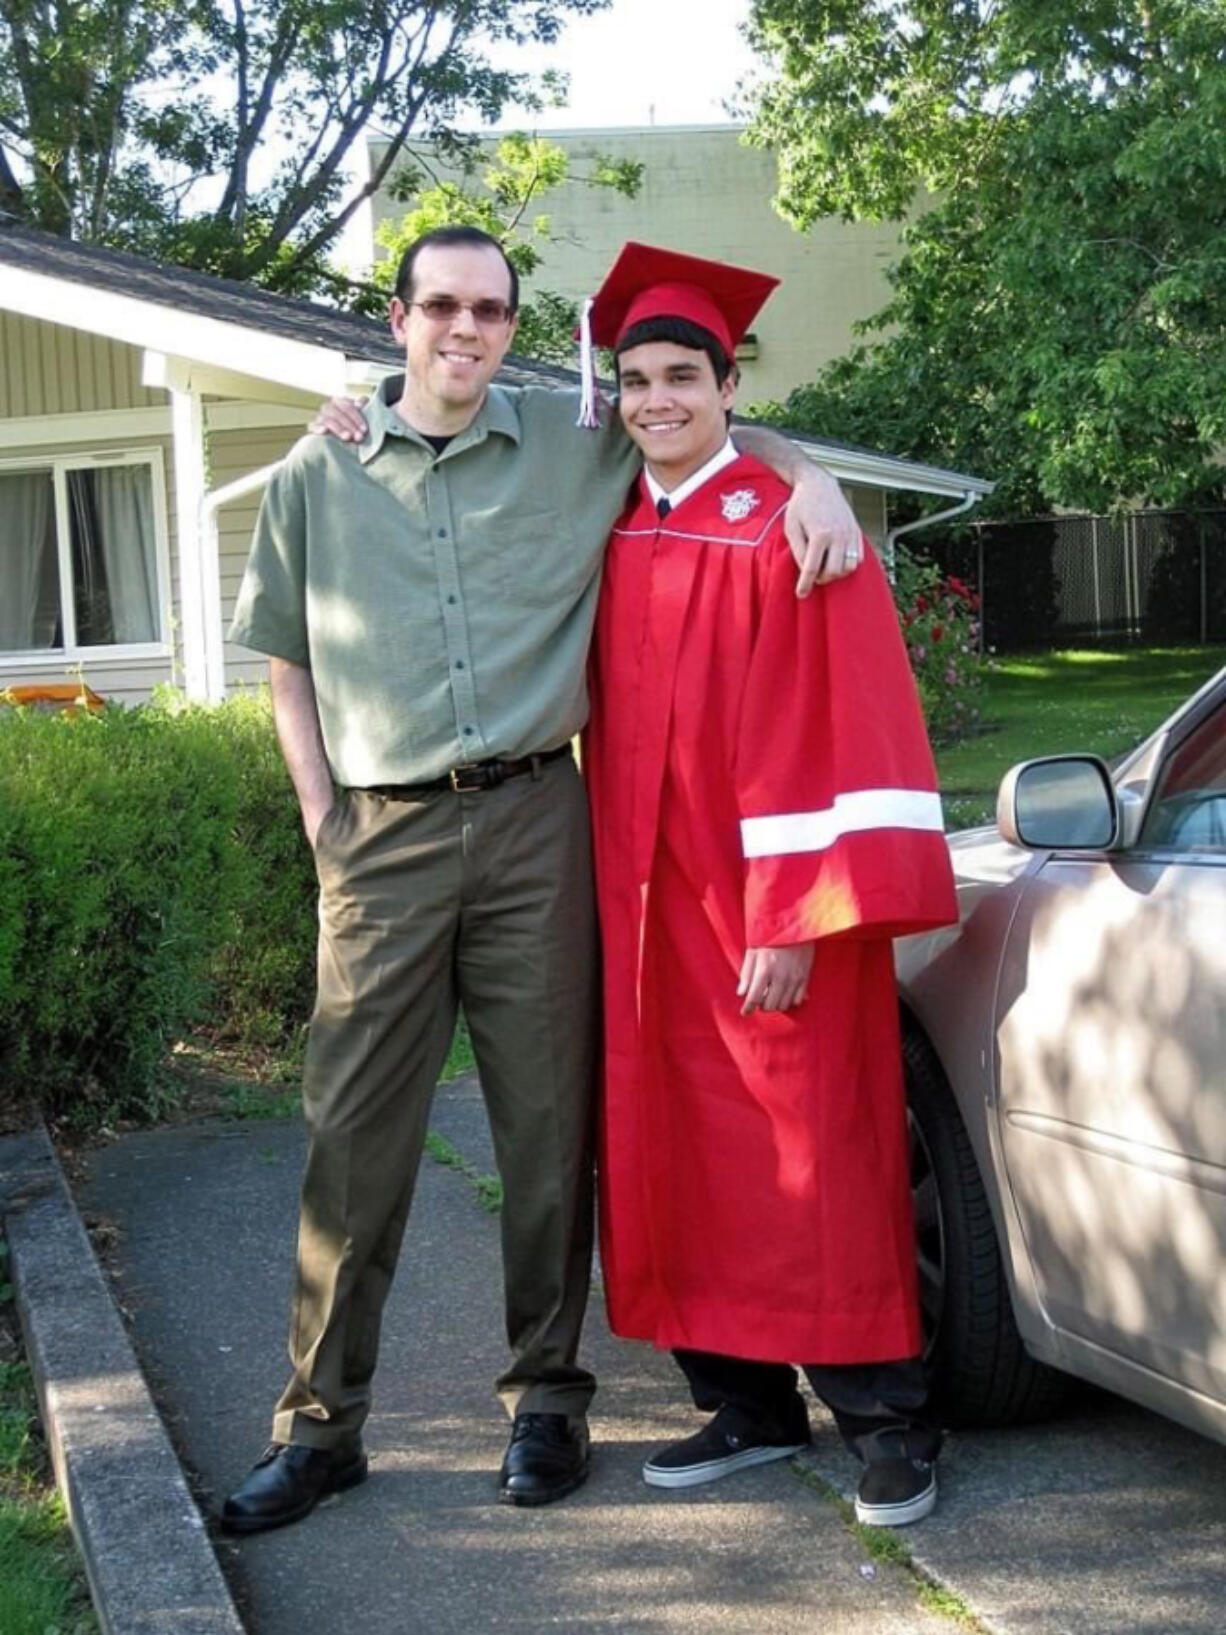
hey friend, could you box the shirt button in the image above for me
[455,659,465,670]
[438,528,447,538]
[463,726,474,736]
[447,594,457,605]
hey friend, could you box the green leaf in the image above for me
[0,1,617,302]
[742,0,1226,511]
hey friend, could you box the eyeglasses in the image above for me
[407,297,514,326]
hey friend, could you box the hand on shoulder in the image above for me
[311,396,370,443]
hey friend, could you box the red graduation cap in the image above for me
[590,241,779,356]
[575,241,780,428]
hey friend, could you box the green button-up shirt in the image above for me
[229,377,640,787]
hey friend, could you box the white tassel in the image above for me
[575,296,600,429]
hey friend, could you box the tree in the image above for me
[742,1,1226,514]
[373,132,641,360]
[0,1,611,299]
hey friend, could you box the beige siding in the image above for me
[372,125,916,409]
[845,484,888,551]
[0,314,159,418]
[210,419,311,694]
[0,655,175,709]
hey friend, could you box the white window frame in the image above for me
[0,446,173,667]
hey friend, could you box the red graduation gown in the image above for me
[584,454,958,1365]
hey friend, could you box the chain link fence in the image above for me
[915,508,1226,653]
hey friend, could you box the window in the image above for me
[1139,706,1226,852]
[0,451,169,659]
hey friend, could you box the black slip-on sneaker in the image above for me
[643,1407,810,1490]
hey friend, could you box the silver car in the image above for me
[899,663,1226,1440]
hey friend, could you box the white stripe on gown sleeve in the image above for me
[740,789,946,859]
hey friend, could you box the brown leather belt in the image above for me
[363,742,572,799]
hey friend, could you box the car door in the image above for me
[993,699,1226,1400]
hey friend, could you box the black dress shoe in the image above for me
[219,1441,368,1534]
[498,1412,590,1507]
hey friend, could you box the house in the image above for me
[370,124,925,406]
[0,217,991,705]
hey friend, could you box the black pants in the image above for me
[674,1349,942,1465]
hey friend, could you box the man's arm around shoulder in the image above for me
[735,423,861,595]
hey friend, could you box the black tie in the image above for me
[656,496,671,519]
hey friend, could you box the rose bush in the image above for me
[893,546,984,744]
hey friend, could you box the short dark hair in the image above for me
[394,225,519,313]
[614,315,735,387]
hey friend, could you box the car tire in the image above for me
[905,1026,1073,1429]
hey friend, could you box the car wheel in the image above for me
[905,1026,1072,1428]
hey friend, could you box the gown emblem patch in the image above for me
[720,488,761,523]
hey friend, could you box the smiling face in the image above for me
[616,339,737,489]
[389,243,518,435]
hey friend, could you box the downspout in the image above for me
[169,388,208,700]
[885,489,983,564]
[199,460,284,703]
[885,490,987,659]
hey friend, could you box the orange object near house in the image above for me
[2,683,106,712]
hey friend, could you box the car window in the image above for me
[1138,705,1226,851]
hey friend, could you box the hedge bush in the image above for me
[0,701,244,1121]
[203,690,317,1048]
[0,687,322,1124]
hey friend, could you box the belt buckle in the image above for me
[450,763,496,793]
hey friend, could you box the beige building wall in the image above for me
[0,312,161,417]
[845,485,888,551]
[0,313,307,702]
[371,124,908,409]
[211,418,311,694]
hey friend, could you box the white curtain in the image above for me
[93,465,157,643]
[70,465,158,645]
[0,471,56,651]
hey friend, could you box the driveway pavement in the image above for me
[68,1073,1226,1635]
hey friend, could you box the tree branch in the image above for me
[250,8,450,278]
[0,140,26,215]
[215,2,304,229]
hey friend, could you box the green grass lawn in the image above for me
[937,645,1224,828]
[441,1015,475,1082]
[0,1252,97,1635]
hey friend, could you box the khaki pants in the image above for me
[272,755,599,1449]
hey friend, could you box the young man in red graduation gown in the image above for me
[581,244,960,1527]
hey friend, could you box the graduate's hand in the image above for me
[737,944,816,1015]
[310,396,370,443]
[785,468,863,597]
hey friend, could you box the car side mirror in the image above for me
[997,755,1119,851]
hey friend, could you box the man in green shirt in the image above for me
[221,226,862,1534]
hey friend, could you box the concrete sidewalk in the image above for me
[48,1074,1226,1634]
